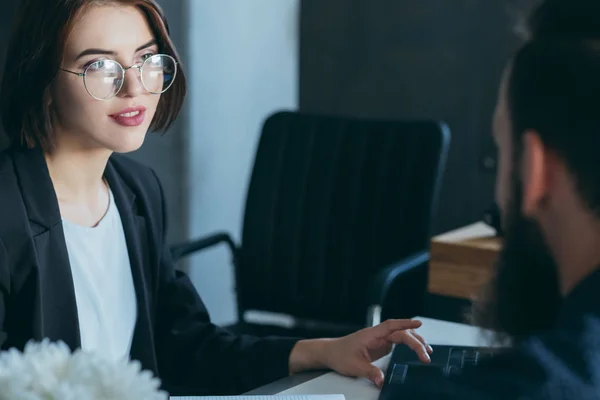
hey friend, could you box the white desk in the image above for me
[272,317,492,400]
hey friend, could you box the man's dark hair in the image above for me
[526,0,600,41]
[0,0,187,151]
[510,1,600,216]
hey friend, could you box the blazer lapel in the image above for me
[104,160,158,373]
[11,147,157,373]
[11,147,80,350]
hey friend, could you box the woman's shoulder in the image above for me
[0,147,23,201]
[109,153,157,183]
[0,147,32,258]
[107,153,165,208]
[108,154,168,236]
[0,146,17,174]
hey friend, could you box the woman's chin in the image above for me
[108,136,146,154]
[104,129,148,153]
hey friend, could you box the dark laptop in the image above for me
[378,344,496,399]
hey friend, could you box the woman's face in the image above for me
[51,5,162,153]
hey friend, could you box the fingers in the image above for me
[376,319,422,336]
[388,330,431,363]
[356,363,385,388]
[410,329,433,354]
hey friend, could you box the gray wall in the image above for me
[186,0,299,325]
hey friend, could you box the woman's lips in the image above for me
[110,107,147,127]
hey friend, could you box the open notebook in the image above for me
[170,396,345,400]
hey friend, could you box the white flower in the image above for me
[0,339,168,400]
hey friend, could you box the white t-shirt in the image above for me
[62,187,137,362]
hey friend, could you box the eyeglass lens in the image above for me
[83,54,177,100]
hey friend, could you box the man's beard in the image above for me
[471,175,562,345]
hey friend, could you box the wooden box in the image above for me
[428,222,502,300]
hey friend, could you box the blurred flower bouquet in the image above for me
[0,340,167,400]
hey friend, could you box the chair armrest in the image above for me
[367,251,430,326]
[170,232,238,263]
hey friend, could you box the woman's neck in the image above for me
[45,146,111,202]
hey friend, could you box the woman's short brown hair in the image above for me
[0,0,187,151]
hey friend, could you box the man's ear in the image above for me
[521,130,556,217]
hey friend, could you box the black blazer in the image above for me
[0,146,298,395]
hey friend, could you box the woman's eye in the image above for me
[82,58,111,71]
[86,60,105,71]
[141,53,155,61]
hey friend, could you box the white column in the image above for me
[186,0,299,325]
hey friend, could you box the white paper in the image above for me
[170,395,345,400]
[433,221,496,242]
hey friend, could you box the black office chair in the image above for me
[171,111,450,338]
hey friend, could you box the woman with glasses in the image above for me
[0,0,432,396]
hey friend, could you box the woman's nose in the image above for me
[119,66,144,97]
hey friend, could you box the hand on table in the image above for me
[289,319,433,388]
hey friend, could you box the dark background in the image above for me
[299,0,523,233]
[0,0,19,151]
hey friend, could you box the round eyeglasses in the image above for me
[60,54,178,100]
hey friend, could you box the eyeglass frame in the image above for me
[60,53,178,101]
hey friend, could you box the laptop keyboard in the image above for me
[448,348,480,368]
[389,347,495,385]
[389,363,447,384]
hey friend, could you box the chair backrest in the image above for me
[236,111,450,327]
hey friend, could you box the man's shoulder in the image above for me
[391,326,599,400]
[520,315,600,375]
[457,326,600,399]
